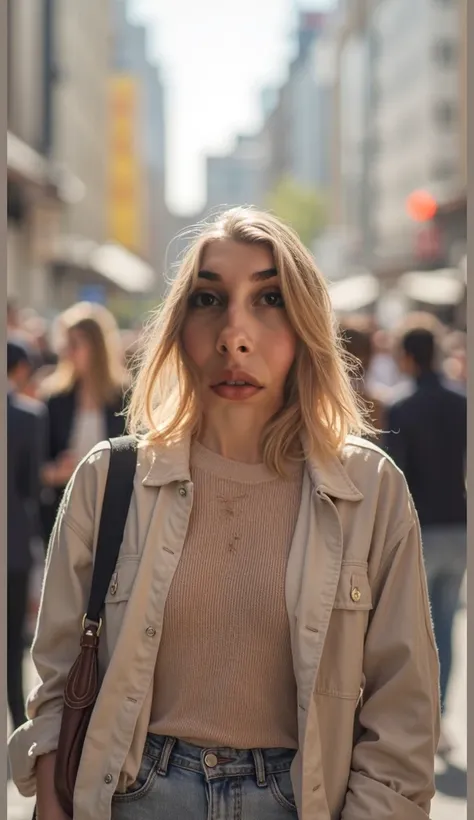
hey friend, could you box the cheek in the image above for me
[265,326,297,382]
[181,317,214,369]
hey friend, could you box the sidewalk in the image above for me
[7,607,467,819]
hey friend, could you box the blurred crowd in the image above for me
[7,298,467,757]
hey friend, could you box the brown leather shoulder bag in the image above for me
[33,435,138,819]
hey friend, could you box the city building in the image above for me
[287,12,333,193]
[47,0,155,315]
[206,135,266,214]
[319,0,380,281]
[7,0,76,311]
[370,0,464,275]
[260,11,333,199]
[203,10,333,232]
[112,0,167,291]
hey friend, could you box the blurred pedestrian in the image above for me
[442,330,467,395]
[10,209,439,820]
[385,320,466,755]
[366,328,406,398]
[7,340,47,730]
[22,314,59,369]
[339,317,386,440]
[38,302,128,544]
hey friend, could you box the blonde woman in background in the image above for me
[10,209,439,820]
[39,302,128,543]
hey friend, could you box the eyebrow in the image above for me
[197,267,278,283]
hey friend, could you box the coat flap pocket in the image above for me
[104,557,140,604]
[334,565,373,611]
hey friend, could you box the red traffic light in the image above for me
[406,190,438,222]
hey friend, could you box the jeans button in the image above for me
[204,752,218,768]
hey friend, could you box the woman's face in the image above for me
[181,239,297,422]
[66,329,92,377]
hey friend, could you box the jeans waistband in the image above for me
[144,733,297,786]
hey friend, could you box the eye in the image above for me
[258,290,285,308]
[189,291,221,308]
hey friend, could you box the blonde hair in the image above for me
[41,302,127,405]
[127,207,374,473]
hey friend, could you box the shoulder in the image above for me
[44,387,75,410]
[10,393,47,420]
[343,434,397,467]
[58,440,114,536]
[440,380,467,406]
[62,438,149,525]
[341,435,415,528]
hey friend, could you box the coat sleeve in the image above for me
[341,515,440,820]
[7,443,111,797]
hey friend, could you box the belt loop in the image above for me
[157,736,176,776]
[251,749,267,787]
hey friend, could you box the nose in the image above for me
[216,311,253,357]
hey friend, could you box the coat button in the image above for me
[104,773,113,784]
[178,486,187,497]
[146,626,156,637]
[204,752,218,768]
[351,587,361,602]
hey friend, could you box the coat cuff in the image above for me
[341,771,433,819]
[8,714,62,797]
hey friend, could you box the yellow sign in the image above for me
[107,75,143,254]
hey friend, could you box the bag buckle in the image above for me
[82,614,103,637]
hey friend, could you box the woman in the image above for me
[38,302,128,543]
[9,209,439,820]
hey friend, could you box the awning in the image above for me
[90,243,155,292]
[399,269,465,306]
[328,273,380,312]
[53,236,155,294]
[7,131,84,204]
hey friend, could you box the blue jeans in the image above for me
[422,524,466,715]
[111,734,298,819]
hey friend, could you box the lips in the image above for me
[211,370,262,389]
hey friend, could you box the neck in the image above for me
[416,368,437,380]
[199,410,268,463]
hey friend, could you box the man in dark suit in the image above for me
[385,324,466,755]
[7,340,48,729]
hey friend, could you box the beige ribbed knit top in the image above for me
[149,440,303,750]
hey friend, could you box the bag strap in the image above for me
[84,435,138,627]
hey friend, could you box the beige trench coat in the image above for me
[8,435,440,820]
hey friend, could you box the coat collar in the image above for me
[140,433,363,502]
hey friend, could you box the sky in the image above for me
[130,0,336,215]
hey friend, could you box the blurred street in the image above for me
[7,1,468,818]
[7,590,467,819]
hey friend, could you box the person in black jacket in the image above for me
[39,302,128,543]
[385,322,466,754]
[7,340,48,729]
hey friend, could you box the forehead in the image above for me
[199,238,275,276]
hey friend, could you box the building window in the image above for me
[432,40,457,66]
[433,101,457,128]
